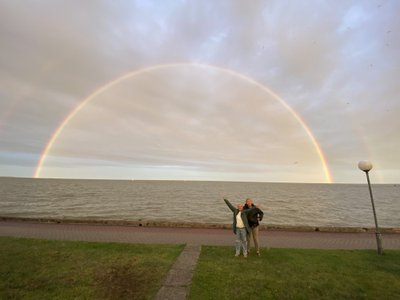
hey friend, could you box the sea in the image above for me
[0,177,399,228]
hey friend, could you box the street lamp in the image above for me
[358,161,383,255]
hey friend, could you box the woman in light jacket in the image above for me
[223,198,255,258]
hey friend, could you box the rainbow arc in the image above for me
[34,63,333,183]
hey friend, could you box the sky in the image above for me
[1,0,399,184]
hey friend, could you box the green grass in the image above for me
[190,246,400,300]
[0,236,184,300]
[2,237,400,300]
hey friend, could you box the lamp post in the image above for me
[358,161,383,255]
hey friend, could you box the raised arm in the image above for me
[223,198,236,212]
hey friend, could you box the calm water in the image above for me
[0,177,399,227]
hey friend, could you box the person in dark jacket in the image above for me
[223,198,256,258]
[244,198,264,256]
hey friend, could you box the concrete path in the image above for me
[1,221,399,249]
[2,221,399,300]
[155,244,201,300]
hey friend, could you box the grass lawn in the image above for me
[2,236,399,300]
[190,246,400,300]
[0,236,184,300]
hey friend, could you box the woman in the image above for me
[223,198,256,258]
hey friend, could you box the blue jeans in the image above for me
[235,228,248,255]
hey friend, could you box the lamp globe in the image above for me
[358,161,373,172]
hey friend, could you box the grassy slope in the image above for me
[2,236,399,300]
[0,236,184,300]
[190,246,400,300]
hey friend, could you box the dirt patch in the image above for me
[95,259,155,300]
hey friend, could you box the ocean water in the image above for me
[0,177,399,228]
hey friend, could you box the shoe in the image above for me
[235,253,240,257]
[256,251,260,256]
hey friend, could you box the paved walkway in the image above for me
[1,221,399,249]
[155,244,200,300]
[2,221,399,300]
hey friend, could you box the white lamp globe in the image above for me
[358,161,373,172]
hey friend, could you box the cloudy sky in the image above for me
[1,0,399,184]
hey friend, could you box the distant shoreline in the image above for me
[1,216,399,234]
[2,176,400,185]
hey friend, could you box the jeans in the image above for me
[235,228,248,255]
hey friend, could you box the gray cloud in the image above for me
[1,1,399,183]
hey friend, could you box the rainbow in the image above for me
[34,63,333,183]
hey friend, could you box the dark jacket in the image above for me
[244,203,264,228]
[224,198,255,234]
